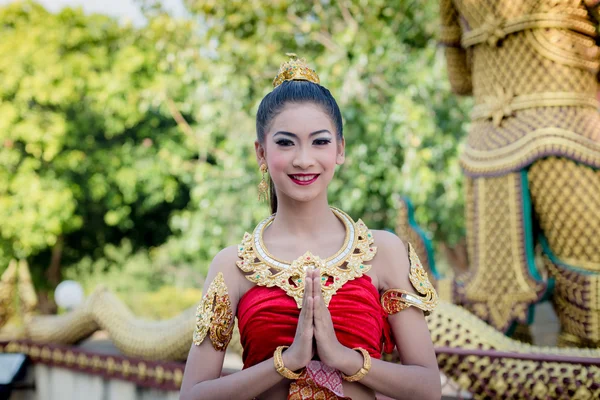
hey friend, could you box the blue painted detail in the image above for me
[539,235,595,276]
[401,196,441,280]
[505,321,517,338]
[520,169,546,325]
[521,170,544,283]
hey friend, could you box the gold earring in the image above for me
[258,164,269,202]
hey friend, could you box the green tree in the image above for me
[1,0,470,307]
[0,1,201,302]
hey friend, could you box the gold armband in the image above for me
[381,244,439,316]
[341,348,371,382]
[193,272,234,351]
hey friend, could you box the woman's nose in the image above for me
[292,147,315,169]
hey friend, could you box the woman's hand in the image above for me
[281,269,315,371]
[310,268,355,371]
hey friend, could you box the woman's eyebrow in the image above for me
[273,129,332,138]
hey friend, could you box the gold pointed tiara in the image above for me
[272,53,320,88]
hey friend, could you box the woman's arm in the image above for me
[180,246,315,400]
[311,231,441,400]
[334,309,441,400]
[180,351,290,400]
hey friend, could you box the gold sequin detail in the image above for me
[193,272,234,351]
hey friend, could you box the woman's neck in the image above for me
[268,194,341,239]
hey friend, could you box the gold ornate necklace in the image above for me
[236,208,377,308]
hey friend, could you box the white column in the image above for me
[34,365,50,400]
[107,379,136,400]
[72,371,104,400]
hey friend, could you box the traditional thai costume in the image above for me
[192,56,438,399]
[193,207,438,399]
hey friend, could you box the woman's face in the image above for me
[256,102,345,204]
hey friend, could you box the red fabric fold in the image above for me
[237,275,395,369]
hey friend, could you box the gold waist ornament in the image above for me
[236,207,377,308]
[462,12,597,48]
[471,88,599,127]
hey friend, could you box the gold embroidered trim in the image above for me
[381,243,439,316]
[236,208,377,308]
[193,272,234,351]
[461,13,596,48]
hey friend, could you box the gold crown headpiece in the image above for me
[272,53,320,88]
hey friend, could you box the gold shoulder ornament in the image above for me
[381,243,439,316]
[236,208,377,308]
[193,272,234,351]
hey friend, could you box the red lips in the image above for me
[289,174,320,186]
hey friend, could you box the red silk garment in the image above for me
[237,275,395,369]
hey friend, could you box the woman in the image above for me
[180,55,441,400]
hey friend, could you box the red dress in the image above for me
[237,274,395,399]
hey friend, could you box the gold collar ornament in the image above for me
[272,53,320,88]
[380,244,439,316]
[236,208,377,308]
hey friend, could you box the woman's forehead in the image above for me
[270,103,334,133]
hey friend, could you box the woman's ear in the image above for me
[255,140,266,167]
[336,137,345,165]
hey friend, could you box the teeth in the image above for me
[291,175,317,181]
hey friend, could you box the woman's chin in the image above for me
[279,189,323,204]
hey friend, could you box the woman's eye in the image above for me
[314,139,331,145]
[275,139,294,146]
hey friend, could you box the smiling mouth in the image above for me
[289,174,320,185]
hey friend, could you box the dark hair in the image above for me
[256,80,343,214]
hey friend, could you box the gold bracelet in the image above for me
[341,348,372,382]
[273,346,304,380]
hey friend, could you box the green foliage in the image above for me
[0,1,200,283]
[1,0,470,296]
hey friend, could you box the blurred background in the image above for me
[0,0,471,320]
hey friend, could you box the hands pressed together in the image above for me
[281,268,357,374]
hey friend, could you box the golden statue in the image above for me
[439,0,600,348]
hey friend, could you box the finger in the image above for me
[312,295,327,338]
[313,268,322,299]
[313,290,325,323]
[299,275,312,321]
[304,297,314,327]
[314,288,333,322]
[304,274,313,302]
